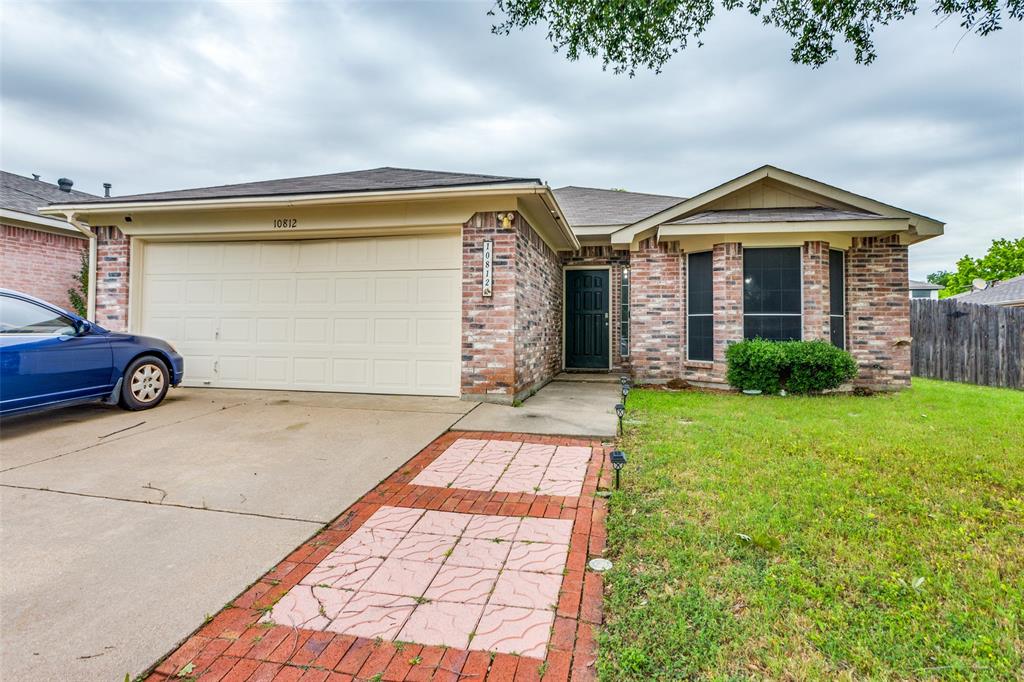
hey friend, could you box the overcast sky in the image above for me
[2,1,1021,278]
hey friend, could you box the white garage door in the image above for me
[139,234,461,396]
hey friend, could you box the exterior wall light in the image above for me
[615,403,625,434]
[609,450,627,489]
[496,212,515,229]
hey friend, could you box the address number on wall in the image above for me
[272,218,298,229]
[482,239,493,297]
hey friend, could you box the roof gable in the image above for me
[610,165,944,248]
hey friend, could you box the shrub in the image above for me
[726,339,857,394]
[784,339,858,393]
[725,338,787,394]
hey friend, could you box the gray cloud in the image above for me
[2,0,1021,277]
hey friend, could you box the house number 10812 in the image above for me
[272,218,298,229]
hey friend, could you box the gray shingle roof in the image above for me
[668,207,881,225]
[552,186,684,227]
[1,170,97,217]
[953,275,1024,305]
[909,279,942,291]
[62,167,540,205]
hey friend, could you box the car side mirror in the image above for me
[75,320,93,336]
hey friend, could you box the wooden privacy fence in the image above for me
[911,298,1023,389]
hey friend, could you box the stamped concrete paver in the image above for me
[410,438,589,495]
[143,432,611,682]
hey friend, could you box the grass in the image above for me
[599,378,1023,680]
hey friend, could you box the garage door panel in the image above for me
[223,243,259,268]
[218,356,252,382]
[296,278,330,304]
[141,235,461,396]
[184,318,217,343]
[259,243,294,270]
[294,318,329,343]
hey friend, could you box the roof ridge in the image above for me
[555,185,685,199]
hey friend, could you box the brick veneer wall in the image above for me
[514,218,563,397]
[628,238,683,382]
[0,223,86,310]
[462,213,516,400]
[94,226,131,331]
[560,246,631,372]
[847,235,911,389]
[802,240,831,340]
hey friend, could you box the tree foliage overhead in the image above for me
[491,0,1023,71]
[928,237,1024,298]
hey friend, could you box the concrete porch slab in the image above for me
[455,378,619,437]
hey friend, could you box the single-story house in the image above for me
[1,171,97,309]
[909,279,942,299]
[40,164,944,401]
[953,274,1024,307]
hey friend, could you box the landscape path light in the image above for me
[621,383,630,405]
[609,449,627,490]
[615,403,625,435]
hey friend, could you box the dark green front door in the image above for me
[565,269,609,369]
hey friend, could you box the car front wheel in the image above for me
[120,356,170,410]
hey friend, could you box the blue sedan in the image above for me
[0,289,184,416]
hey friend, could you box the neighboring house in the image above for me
[953,275,1024,307]
[909,279,941,299]
[1,171,97,309]
[40,164,944,400]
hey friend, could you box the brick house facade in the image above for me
[0,223,86,310]
[39,165,940,401]
[1,171,97,310]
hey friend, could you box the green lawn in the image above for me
[599,379,1023,680]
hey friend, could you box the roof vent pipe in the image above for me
[103,183,112,198]
[32,174,40,181]
[57,177,74,192]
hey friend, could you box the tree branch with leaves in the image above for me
[491,0,1022,72]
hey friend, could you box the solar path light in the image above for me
[609,450,627,489]
[615,403,625,435]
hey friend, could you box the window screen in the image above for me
[743,247,802,341]
[687,252,713,361]
[829,249,845,348]
[619,267,630,357]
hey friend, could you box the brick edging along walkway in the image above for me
[144,431,612,682]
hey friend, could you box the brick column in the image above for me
[94,226,130,331]
[513,217,562,398]
[847,235,911,390]
[628,239,682,382]
[461,212,517,401]
[802,240,830,341]
[712,242,743,366]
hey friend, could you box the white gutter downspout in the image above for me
[63,211,97,320]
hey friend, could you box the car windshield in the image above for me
[0,296,77,335]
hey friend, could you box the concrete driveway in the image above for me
[0,388,473,681]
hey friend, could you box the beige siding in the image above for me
[704,178,853,211]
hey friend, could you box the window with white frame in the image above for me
[687,252,713,361]
[743,247,802,341]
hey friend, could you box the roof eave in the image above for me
[0,208,86,237]
[657,217,910,238]
[39,181,548,216]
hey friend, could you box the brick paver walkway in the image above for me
[143,431,610,682]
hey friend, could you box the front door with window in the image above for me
[565,269,609,369]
